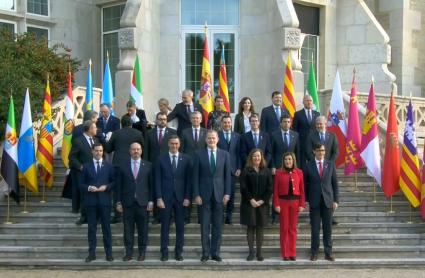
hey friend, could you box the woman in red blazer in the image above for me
[273,152,305,261]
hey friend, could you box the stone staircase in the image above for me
[0,157,424,269]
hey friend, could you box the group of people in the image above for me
[66,88,339,263]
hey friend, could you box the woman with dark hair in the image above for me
[239,149,273,261]
[234,97,255,134]
[207,95,230,131]
[273,152,305,261]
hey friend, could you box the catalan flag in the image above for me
[198,26,214,127]
[399,100,421,207]
[36,77,54,187]
[85,59,93,111]
[18,89,38,193]
[282,53,296,118]
[130,55,143,109]
[218,45,230,113]
[1,95,20,203]
[61,71,74,168]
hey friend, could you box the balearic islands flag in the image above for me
[360,79,381,185]
[61,71,74,168]
[282,54,296,118]
[1,95,20,203]
[218,45,230,113]
[198,26,214,127]
[130,55,143,109]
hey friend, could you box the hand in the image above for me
[271,168,276,175]
[223,195,230,205]
[235,169,241,177]
[333,202,338,211]
[274,206,281,213]
[116,203,123,213]
[98,185,107,192]
[195,196,202,206]
[257,200,264,206]
[299,207,305,212]
[250,199,259,208]
[157,198,165,209]
[183,199,190,207]
[147,202,154,212]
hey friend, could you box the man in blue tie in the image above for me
[260,91,290,138]
[305,116,339,164]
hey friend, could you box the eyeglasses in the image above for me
[315,149,325,152]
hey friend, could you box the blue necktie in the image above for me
[320,133,325,143]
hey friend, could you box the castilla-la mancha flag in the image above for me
[382,91,400,198]
[198,27,214,127]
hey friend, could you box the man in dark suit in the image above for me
[305,116,339,163]
[292,95,320,169]
[80,143,115,262]
[116,142,153,261]
[240,113,272,166]
[144,111,177,224]
[217,115,241,224]
[96,103,120,145]
[193,130,231,262]
[260,91,290,137]
[155,135,191,261]
[125,100,148,138]
[304,143,339,262]
[69,120,99,225]
[167,89,204,135]
[72,110,99,141]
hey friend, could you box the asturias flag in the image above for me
[218,45,230,113]
[282,54,296,118]
[61,71,74,168]
[18,89,38,193]
[399,100,421,207]
[1,95,20,203]
[36,77,54,187]
[102,52,114,114]
[130,55,143,109]
[85,59,93,111]
[198,27,214,127]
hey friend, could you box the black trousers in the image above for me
[309,196,333,256]
[71,169,86,219]
[123,202,149,257]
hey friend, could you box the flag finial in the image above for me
[89,58,92,67]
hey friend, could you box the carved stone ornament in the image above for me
[119,28,136,49]
[283,28,301,49]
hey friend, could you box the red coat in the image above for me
[273,168,305,208]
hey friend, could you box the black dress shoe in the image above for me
[246,253,254,261]
[211,255,222,262]
[283,257,289,261]
[310,254,318,261]
[85,255,96,263]
[257,255,264,261]
[138,254,146,261]
[332,220,338,225]
[160,254,168,261]
[325,255,335,261]
[200,256,209,262]
[106,256,114,262]
[110,217,122,224]
[122,255,132,261]
[151,218,161,225]
[71,209,79,214]
[76,218,87,225]
[224,218,232,225]
[175,255,183,261]
[290,256,296,261]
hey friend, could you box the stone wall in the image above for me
[411,0,425,97]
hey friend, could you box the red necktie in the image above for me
[158,129,163,145]
[319,161,323,178]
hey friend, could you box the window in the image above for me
[0,21,15,35]
[181,0,239,25]
[0,0,15,11]
[300,34,319,89]
[102,3,125,87]
[27,26,49,41]
[27,0,48,16]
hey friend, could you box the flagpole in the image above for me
[4,194,12,224]
[407,205,413,224]
[40,180,46,203]
[372,181,377,203]
[22,186,28,213]
[354,170,360,192]
[388,196,395,213]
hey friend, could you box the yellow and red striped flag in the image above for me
[400,100,421,207]
[218,44,230,112]
[421,140,425,219]
[282,53,296,118]
[199,25,214,126]
[36,76,54,187]
[61,71,74,168]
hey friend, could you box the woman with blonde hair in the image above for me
[155,98,178,130]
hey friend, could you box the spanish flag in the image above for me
[282,53,296,118]
[198,25,214,127]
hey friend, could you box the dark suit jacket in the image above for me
[305,131,339,162]
[192,149,231,203]
[217,131,241,174]
[154,153,191,203]
[144,127,177,163]
[105,127,144,166]
[181,127,207,157]
[233,114,246,135]
[80,161,115,206]
[71,124,103,144]
[125,109,148,137]
[167,102,204,135]
[260,105,289,136]
[304,160,339,209]
[270,129,300,168]
[292,109,320,140]
[96,115,120,143]
[240,131,271,166]
[69,135,99,170]
[116,159,153,207]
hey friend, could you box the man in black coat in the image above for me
[304,143,339,262]
[116,142,153,261]
[80,143,115,262]
[167,89,204,135]
[72,110,99,142]
[260,91,289,137]
[155,135,191,261]
[217,115,241,224]
[305,116,339,163]
[193,130,231,262]
[69,120,99,225]
[292,95,320,169]
[96,103,120,145]
[125,100,148,138]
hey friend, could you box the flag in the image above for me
[198,27,214,127]
[360,80,381,185]
[399,100,421,207]
[85,59,93,111]
[1,95,19,203]
[61,71,74,168]
[130,55,143,109]
[282,54,296,118]
[382,91,400,197]
[307,59,320,112]
[102,52,114,114]
[327,70,347,167]
[36,77,54,187]
[344,72,364,175]
[218,45,230,112]
[421,140,425,218]
[18,89,38,193]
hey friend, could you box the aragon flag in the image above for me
[1,95,20,203]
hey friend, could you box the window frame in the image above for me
[26,0,50,17]
[26,24,50,43]
[0,0,16,12]
[300,33,320,90]
[0,19,17,34]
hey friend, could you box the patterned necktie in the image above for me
[172,155,177,172]
[319,161,323,178]
[133,161,139,179]
[210,150,216,174]
[158,129,163,145]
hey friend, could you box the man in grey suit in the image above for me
[305,116,339,163]
[193,130,231,262]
